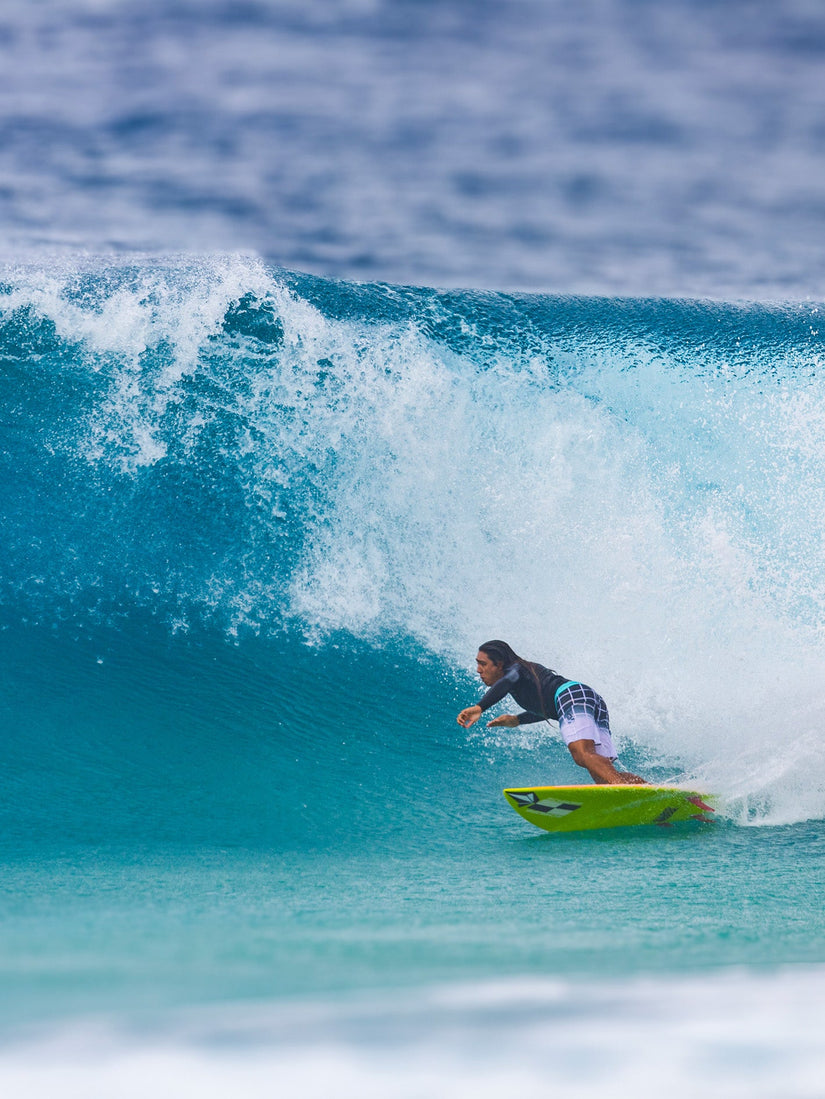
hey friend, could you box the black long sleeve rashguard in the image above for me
[476,662,573,725]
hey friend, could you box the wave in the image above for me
[2,254,825,824]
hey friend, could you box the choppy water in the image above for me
[3,0,825,297]
[2,2,825,1096]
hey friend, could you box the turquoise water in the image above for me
[1,259,825,1093]
[4,815,824,1026]
[4,0,825,1090]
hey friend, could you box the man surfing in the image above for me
[457,640,646,785]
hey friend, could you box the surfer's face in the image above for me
[476,650,504,686]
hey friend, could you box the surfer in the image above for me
[457,640,646,785]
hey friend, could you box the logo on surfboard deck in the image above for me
[508,790,582,816]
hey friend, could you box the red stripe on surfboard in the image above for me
[687,796,715,813]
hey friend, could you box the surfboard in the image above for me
[503,784,717,833]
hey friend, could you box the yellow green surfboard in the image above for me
[503,784,717,833]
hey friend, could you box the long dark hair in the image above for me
[478,639,549,719]
[479,640,523,670]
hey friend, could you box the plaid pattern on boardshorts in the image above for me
[554,682,617,759]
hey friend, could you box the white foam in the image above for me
[2,968,825,1099]
[281,303,825,820]
[2,254,281,471]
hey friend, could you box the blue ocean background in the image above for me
[2,2,825,1096]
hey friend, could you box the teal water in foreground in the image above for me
[3,820,823,1029]
[0,619,823,1032]
[1,258,824,1093]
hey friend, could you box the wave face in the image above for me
[2,257,825,832]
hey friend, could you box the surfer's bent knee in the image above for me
[567,738,596,766]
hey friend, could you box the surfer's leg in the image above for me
[557,685,646,784]
[612,769,647,784]
[566,738,628,784]
[566,739,647,784]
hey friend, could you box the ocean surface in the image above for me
[2,2,825,1097]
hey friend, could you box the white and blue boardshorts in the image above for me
[554,681,617,760]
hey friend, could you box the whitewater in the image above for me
[0,255,824,1096]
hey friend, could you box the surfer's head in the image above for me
[477,639,520,685]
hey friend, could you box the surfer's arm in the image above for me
[487,709,544,728]
[476,666,519,713]
[459,666,520,728]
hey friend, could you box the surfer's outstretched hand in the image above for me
[614,772,647,785]
[486,714,520,728]
[457,708,521,729]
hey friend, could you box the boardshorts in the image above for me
[554,681,617,760]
